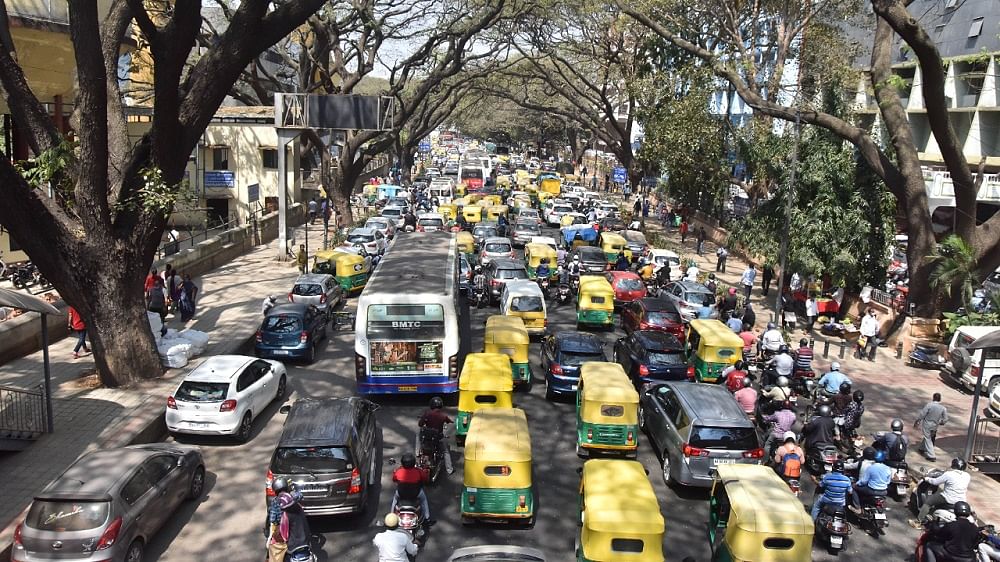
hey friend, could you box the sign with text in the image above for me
[247,183,260,203]
[204,170,235,189]
[612,167,627,183]
[418,141,431,153]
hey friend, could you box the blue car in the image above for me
[540,332,607,400]
[255,303,327,363]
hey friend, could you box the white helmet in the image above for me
[776,376,789,388]
[573,255,580,262]
[783,431,797,443]
[831,361,840,371]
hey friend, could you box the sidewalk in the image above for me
[0,224,316,550]
[642,215,1000,524]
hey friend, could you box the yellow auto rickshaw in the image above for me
[311,250,370,294]
[456,353,514,446]
[576,276,615,329]
[539,176,561,196]
[461,408,534,525]
[576,363,639,458]
[485,204,508,222]
[453,196,469,209]
[481,195,503,208]
[497,175,512,188]
[524,242,558,280]
[438,203,458,223]
[511,196,532,210]
[465,193,483,205]
[456,231,476,260]
[463,205,483,224]
[709,464,814,562]
[537,191,556,206]
[577,459,664,562]
[484,315,532,390]
[599,232,628,263]
[686,319,744,382]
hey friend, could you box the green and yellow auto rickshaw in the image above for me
[686,319,744,382]
[483,315,533,390]
[576,363,639,458]
[312,250,370,295]
[576,276,615,329]
[577,459,665,562]
[456,353,514,446]
[461,408,534,525]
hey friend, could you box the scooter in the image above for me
[889,461,912,500]
[417,427,446,483]
[470,285,488,309]
[807,445,840,475]
[855,492,889,537]
[394,499,428,546]
[815,502,851,553]
[537,277,551,299]
[910,468,961,520]
[909,343,945,370]
[556,283,572,305]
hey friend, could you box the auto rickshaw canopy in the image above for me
[580,459,664,561]
[688,319,744,363]
[577,277,615,311]
[579,364,639,424]
[483,316,530,362]
[459,353,514,393]
[456,231,475,254]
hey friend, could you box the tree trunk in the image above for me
[329,166,355,225]
[400,144,415,184]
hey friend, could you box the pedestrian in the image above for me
[914,393,948,461]
[144,268,158,303]
[742,302,756,330]
[696,227,706,255]
[665,209,675,229]
[805,294,818,333]
[307,197,318,224]
[67,306,90,359]
[679,220,689,242]
[604,172,610,192]
[148,277,167,323]
[642,198,650,218]
[740,263,756,299]
[632,196,641,217]
[761,263,774,296]
[175,274,196,321]
[163,264,180,312]
[296,244,308,274]
[859,308,880,360]
[322,200,331,231]
[715,246,728,272]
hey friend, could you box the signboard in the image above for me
[247,183,260,203]
[204,171,235,189]
[612,167,627,183]
[276,93,395,130]
[418,141,431,153]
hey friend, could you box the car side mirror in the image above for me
[279,405,291,414]
[176,457,186,467]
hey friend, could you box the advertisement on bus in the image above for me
[366,304,445,376]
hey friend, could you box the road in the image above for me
[147,222,923,562]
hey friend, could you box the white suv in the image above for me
[942,325,1000,396]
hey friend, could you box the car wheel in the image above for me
[236,412,253,443]
[124,540,143,562]
[275,375,287,401]
[306,342,316,364]
[187,466,205,500]
[545,378,554,401]
[662,453,674,486]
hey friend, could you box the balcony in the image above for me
[925,169,1000,203]
[6,0,70,26]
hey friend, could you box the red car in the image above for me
[604,271,647,307]
[620,298,686,343]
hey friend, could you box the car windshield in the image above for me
[617,278,644,291]
[382,209,401,217]
[648,311,682,324]
[647,351,686,365]
[263,315,303,333]
[654,256,680,266]
[521,210,539,218]
[272,446,352,473]
[365,221,388,230]
[485,243,511,253]
[554,205,573,213]
[26,500,110,532]
[497,268,528,280]
[510,296,543,312]
[516,223,540,234]
[689,425,759,450]
[175,381,228,402]
[474,227,498,238]
[580,249,604,261]
[292,283,323,296]
[347,234,374,243]
[560,350,605,366]
[418,218,444,227]
[685,291,713,306]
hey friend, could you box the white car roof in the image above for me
[417,213,444,220]
[366,217,390,225]
[504,280,545,296]
[183,355,255,382]
[530,236,558,246]
[649,249,680,258]
[955,325,1000,340]
[350,227,376,235]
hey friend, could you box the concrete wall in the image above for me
[0,204,304,364]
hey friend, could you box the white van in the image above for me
[943,325,1000,395]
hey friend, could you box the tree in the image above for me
[619,0,1000,315]
[929,235,979,310]
[0,0,328,387]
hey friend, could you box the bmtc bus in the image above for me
[354,232,460,395]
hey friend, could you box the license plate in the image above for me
[830,536,843,547]
[875,513,887,520]
[713,459,735,465]
[570,385,578,391]
[398,385,418,392]
[515,505,529,513]
[272,350,290,355]
[298,484,327,492]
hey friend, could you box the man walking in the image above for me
[914,393,948,461]
[805,294,818,333]
[696,227,707,255]
[307,197,318,225]
[715,246,729,273]
[296,244,308,274]
[761,264,774,296]
[740,263,757,300]
[679,220,689,242]
[67,306,90,359]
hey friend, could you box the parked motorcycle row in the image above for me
[0,258,51,291]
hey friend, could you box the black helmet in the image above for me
[954,501,972,517]
[430,396,444,409]
[817,405,832,417]
[271,477,290,495]
[767,322,776,330]
[401,453,416,468]
[816,394,833,406]
[833,460,845,473]
[779,344,789,354]
[735,360,747,370]
[891,418,904,433]
[862,446,877,461]
[853,390,864,402]
[799,338,809,347]
[708,273,716,280]
[952,458,967,471]
[839,381,852,394]
[743,377,753,388]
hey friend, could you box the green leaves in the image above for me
[929,235,978,308]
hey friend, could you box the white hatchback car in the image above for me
[166,355,288,442]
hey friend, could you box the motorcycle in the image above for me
[909,342,945,370]
[470,284,488,309]
[807,444,840,475]
[889,462,912,500]
[910,468,962,520]
[537,277,551,299]
[556,283,572,304]
[815,502,851,553]
[851,487,889,537]
[394,499,428,546]
[914,520,987,562]
[417,427,446,484]
[286,545,317,562]
[10,263,36,289]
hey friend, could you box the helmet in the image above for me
[862,447,877,461]
[271,477,290,495]
[735,360,747,370]
[540,258,549,264]
[783,431,797,443]
[890,418,904,433]
[799,338,808,347]
[776,376,789,388]
[742,377,753,388]
[831,362,841,371]
[767,322,776,330]
[853,390,864,402]
[778,344,789,354]
[954,501,972,518]
[816,394,833,406]
[573,255,580,262]
[817,405,832,417]
[475,265,482,273]
[268,295,278,302]
[832,460,845,473]
[839,381,852,394]
[708,273,716,280]
[952,458,967,471]
[401,453,416,468]
[430,396,444,409]
[277,492,298,510]
[384,513,400,529]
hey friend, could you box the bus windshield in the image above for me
[461,169,483,180]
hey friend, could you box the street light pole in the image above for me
[774,111,801,323]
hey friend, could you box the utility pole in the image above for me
[774,111,801,323]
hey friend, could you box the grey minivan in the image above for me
[267,397,380,516]
[13,444,205,562]
[639,382,762,488]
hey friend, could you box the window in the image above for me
[262,148,278,169]
[969,18,984,38]
[143,455,176,483]
[764,538,795,550]
[175,381,228,402]
[484,465,511,476]
[474,394,498,404]
[610,539,644,553]
[590,296,606,304]
[26,500,110,532]
[600,404,624,417]
[212,147,230,170]
[121,469,155,505]
[945,0,958,8]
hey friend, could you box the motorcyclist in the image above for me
[615,251,629,272]
[765,344,794,387]
[264,477,300,537]
[761,376,794,404]
[773,431,805,472]
[762,400,797,455]
[372,513,419,562]
[874,418,909,467]
[832,381,854,415]
[733,377,757,418]
[794,337,813,373]
[403,210,417,231]
[811,460,853,520]
[639,259,655,282]
[655,261,671,286]
[391,453,432,523]
[417,397,454,474]
[840,390,866,436]
[556,246,567,266]
[719,360,749,393]
[921,502,979,562]
[262,294,279,316]
[802,404,838,457]
[272,490,312,559]
[567,254,581,277]
[817,362,851,397]
[913,458,971,526]
[536,258,552,281]
[760,322,786,354]
[849,454,891,514]
[705,272,718,295]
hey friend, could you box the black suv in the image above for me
[540,332,607,400]
[575,246,609,274]
[266,397,380,516]
[613,330,688,386]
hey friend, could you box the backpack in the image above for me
[888,433,906,460]
[780,451,802,478]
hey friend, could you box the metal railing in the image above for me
[970,417,1000,475]
[156,218,240,260]
[0,385,47,438]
